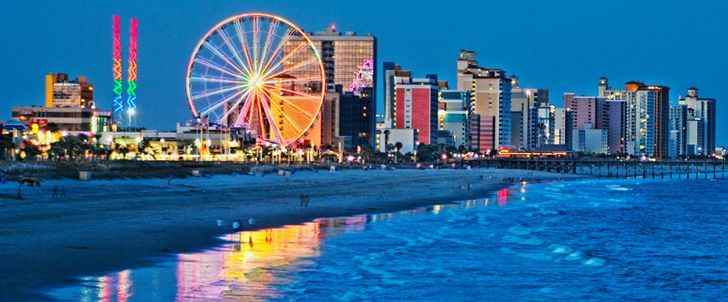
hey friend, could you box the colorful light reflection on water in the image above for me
[174,222,325,301]
[48,197,494,302]
[48,211,419,301]
[48,179,728,301]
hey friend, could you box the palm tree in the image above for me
[416,144,438,163]
[49,140,65,160]
[0,135,14,160]
[384,129,390,150]
[394,142,403,164]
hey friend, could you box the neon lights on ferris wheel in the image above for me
[185,13,326,147]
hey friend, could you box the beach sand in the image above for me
[0,168,582,300]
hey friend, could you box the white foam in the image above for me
[583,257,605,266]
[606,185,630,191]
[547,244,573,254]
[565,251,582,261]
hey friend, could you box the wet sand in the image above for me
[0,168,583,300]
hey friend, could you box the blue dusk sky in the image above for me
[1,0,726,145]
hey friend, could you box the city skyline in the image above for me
[1,0,726,145]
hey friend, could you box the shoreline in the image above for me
[0,168,584,300]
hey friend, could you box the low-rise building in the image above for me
[12,106,111,134]
[375,128,417,154]
[11,73,110,135]
[574,123,608,154]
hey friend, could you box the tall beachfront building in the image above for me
[383,62,412,128]
[285,25,377,148]
[564,94,625,155]
[510,76,549,150]
[564,95,605,130]
[678,87,717,156]
[551,107,567,146]
[456,50,511,152]
[438,90,470,148]
[339,87,375,152]
[605,100,626,155]
[564,94,605,152]
[596,77,627,155]
[394,75,439,145]
[670,104,689,157]
[286,25,376,91]
[566,90,611,155]
[533,104,559,150]
[527,93,551,150]
[624,81,670,159]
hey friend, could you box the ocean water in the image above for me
[48,179,728,301]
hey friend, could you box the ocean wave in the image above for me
[606,185,631,191]
[508,225,532,236]
[565,251,583,261]
[548,244,573,254]
[502,235,544,246]
[583,257,606,267]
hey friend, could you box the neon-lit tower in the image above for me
[112,15,124,121]
[126,17,138,125]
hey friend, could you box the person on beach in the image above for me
[299,193,311,207]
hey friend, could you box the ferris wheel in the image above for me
[186,13,326,146]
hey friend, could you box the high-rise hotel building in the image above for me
[677,87,716,156]
[285,25,376,148]
[383,62,411,128]
[624,81,670,159]
[285,25,376,89]
[510,77,549,150]
[439,90,470,148]
[564,93,625,155]
[339,87,374,151]
[394,75,439,145]
[456,50,511,152]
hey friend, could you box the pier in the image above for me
[471,159,727,179]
